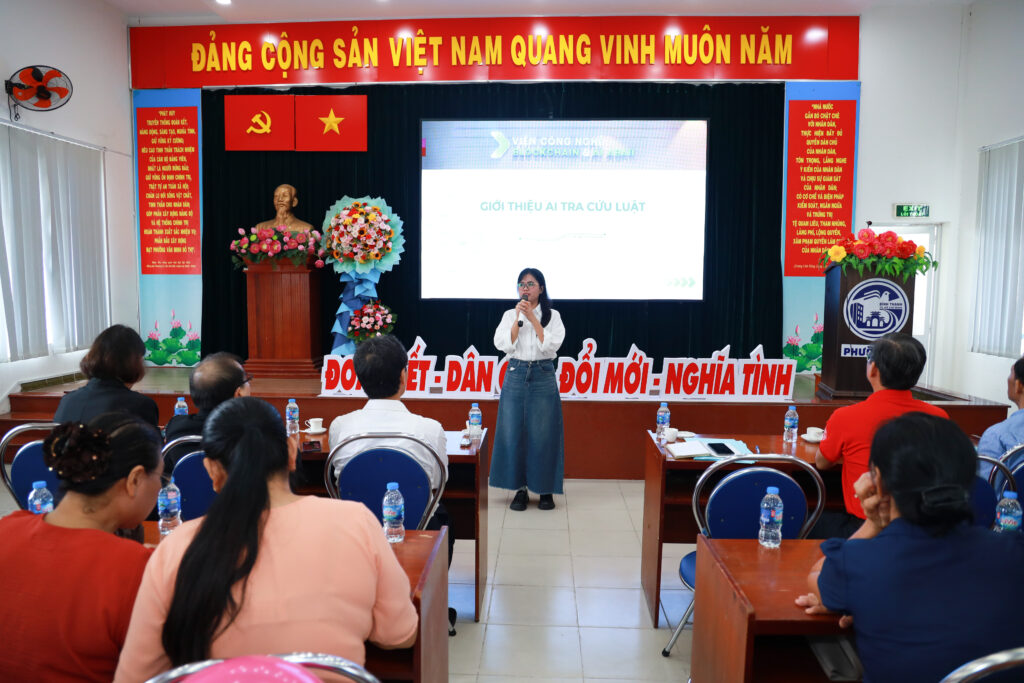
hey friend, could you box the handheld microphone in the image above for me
[517,293,528,327]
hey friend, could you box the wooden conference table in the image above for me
[143,523,449,683]
[641,431,842,626]
[297,428,490,621]
[691,537,844,683]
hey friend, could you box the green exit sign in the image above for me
[893,203,930,218]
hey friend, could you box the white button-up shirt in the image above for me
[328,400,449,491]
[493,305,566,361]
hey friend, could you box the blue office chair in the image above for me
[993,443,1024,495]
[324,432,447,531]
[662,454,825,657]
[973,455,1016,529]
[0,423,61,509]
[165,436,215,521]
[940,646,1024,682]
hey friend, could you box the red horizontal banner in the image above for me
[224,95,294,150]
[129,16,858,89]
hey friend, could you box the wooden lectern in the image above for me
[817,265,916,400]
[243,260,323,379]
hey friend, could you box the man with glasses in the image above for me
[163,352,252,470]
[809,333,948,538]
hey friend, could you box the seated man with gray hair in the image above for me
[163,352,252,470]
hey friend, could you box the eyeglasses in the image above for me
[517,282,537,290]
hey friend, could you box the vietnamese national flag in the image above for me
[224,95,295,150]
[295,95,367,152]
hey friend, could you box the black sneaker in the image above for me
[510,489,528,511]
[538,494,555,510]
[448,607,457,636]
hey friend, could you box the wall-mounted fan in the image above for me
[4,66,73,120]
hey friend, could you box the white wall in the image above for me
[946,0,1024,404]
[855,0,1022,407]
[0,0,136,410]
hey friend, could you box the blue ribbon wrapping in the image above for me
[330,271,381,355]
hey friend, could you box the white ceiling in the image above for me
[107,0,970,25]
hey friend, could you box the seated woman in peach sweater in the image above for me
[114,397,417,681]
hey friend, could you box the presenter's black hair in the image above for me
[80,324,147,385]
[869,333,927,390]
[518,267,552,327]
[189,352,248,411]
[43,412,161,495]
[353,334,408,398]
[1014,356,1024,384]
[162,397,289,664]
[869,412,975,537]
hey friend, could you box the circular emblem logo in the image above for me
[842,278,910,340]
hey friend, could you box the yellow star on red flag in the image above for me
[319,108,344,135]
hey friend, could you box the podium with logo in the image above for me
[816,265,916,400]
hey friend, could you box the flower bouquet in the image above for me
[818,228,937,282]
[228,225,327,269]
[319,197,404,276]
[346,300,396,342]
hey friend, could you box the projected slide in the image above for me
[421,119,708,300]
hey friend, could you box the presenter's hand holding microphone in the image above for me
[516,293,530,327]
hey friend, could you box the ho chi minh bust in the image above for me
[254,184,314,232]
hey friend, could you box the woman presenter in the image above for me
[489,268,566,511]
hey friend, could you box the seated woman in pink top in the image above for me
[115,397,418,681]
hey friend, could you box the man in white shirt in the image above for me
[328,335,448,490]
[326,335,458,632]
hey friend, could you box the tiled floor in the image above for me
[448,479,695,682]
[0,477,695,681]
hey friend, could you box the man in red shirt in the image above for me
[810,333,948,538]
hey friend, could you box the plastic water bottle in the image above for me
[996,491,1022,533]
[157,477,182,536]
[783,405,799,443]
[468,403,483,438]
[656,402,671,439]
[758,486,784,548]
[383,482,405,543]
[174,396,189,417]
[27,481,54,514]
[285,398,300,437]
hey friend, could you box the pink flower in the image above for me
[171,309,176,318]
[318,250,326,257]
[249,243,260,254]
[187,321,192,331]
[154,320,159,331]
[297,245,305,251]
[315,259,325,268]
[296,233,307,243]
[148,331,160,341]
[312,231,321,240]
[238,228,245,235]
[187,332,200,341]
[787,336,801,346]
[857,228,876,242]
[260,243,269,252]
[813,323,824,333]
[171,319,182,329]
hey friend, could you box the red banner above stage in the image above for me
[129,16,858,89]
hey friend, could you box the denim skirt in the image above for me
[488,358,565,495]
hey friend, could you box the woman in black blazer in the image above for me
[55,325,159,427]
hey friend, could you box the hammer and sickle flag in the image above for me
[224,95,295,150]
[295,95,367,152]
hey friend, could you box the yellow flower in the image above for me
[896,236,904,243]
[915,245,926,257]
[828,245,847,262]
